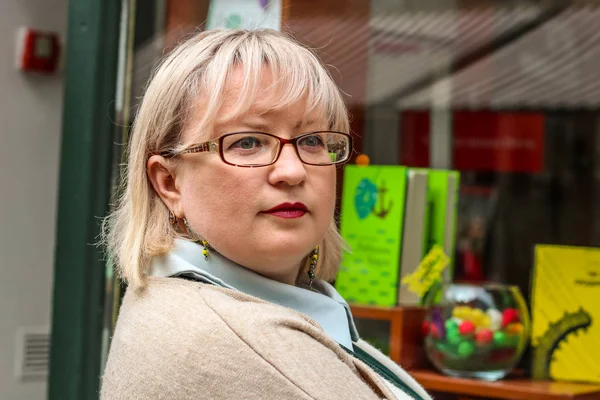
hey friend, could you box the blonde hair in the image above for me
[103,29,350,288]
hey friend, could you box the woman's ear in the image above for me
[147,155,182,216]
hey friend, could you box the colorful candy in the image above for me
[506,323,524,335]
[452,306,471,320]
[430,324,442,339]
[452,306,491,328]
[445,319,459,333]
[458,340,476,357]
[447,329,461,345]
[458,321,476,336]
[493,331,507,347]
[470,308,491,328]
[502,308,520,327]
[425,304,527,374]
[487,308,503,331]
[430,308,447,340]
[475,329,494,345]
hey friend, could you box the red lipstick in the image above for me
[262,202,308,219]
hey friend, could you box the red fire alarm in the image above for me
[17,27,61,74]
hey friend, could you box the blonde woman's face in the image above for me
[174,68,336,284]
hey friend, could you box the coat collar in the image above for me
[150,239,359,350]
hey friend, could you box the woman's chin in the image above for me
[262,243,311,261]
[260,234,315,254]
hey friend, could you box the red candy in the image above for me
[502,308,519,327]
[430,324,441,339]
[458,320,476,336]
[422,321,430,336]
[475,329,494,345]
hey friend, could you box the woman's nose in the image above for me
[267,144,307,186]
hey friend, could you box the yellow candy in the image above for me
[452,306,493,329]
[474,311,485,321]
[453,306,471,319]
[479,315,491,328]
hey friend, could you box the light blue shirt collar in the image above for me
[150,239,359,350]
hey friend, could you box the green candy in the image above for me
[493,331,507,347]
[458,340,476,357]
[447,330,461,345]
[445,320,458,332]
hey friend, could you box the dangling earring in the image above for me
[183,217,210,260]
[169,210,178,226]
[308,245,319,288]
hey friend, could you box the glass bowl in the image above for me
[422,283,530,381]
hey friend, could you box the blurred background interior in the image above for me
[2,0,600,399]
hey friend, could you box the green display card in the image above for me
[336,165,407,306]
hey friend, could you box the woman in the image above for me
[101,29,431,400]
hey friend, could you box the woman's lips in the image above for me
[267,210,306,218]
[262,202,308,219]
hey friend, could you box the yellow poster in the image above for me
[531,245,600,384]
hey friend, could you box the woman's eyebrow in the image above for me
[248,122,272,131]
[217,120,270,132]
[295,120,316,129]
[224,119,317,132]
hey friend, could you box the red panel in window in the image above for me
[400,111,545,173]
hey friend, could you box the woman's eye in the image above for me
[300,135,324,147]
[232,137,261,150]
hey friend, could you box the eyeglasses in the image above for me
[160,131,353,167]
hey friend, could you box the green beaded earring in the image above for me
[308,245,319,287]
[183,217,210,260]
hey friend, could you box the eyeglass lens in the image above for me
[221,132,349,166]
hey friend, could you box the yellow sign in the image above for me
[401,245,449,297]
[531,245,600,384]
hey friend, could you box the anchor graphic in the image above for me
[372,180,393,219]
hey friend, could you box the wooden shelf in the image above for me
[350,304,414,320]
[410,369,600,400]
[350,305,428,370]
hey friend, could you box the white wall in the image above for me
[0,0,67,399]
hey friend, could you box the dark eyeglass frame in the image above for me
[159,131,353,167]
